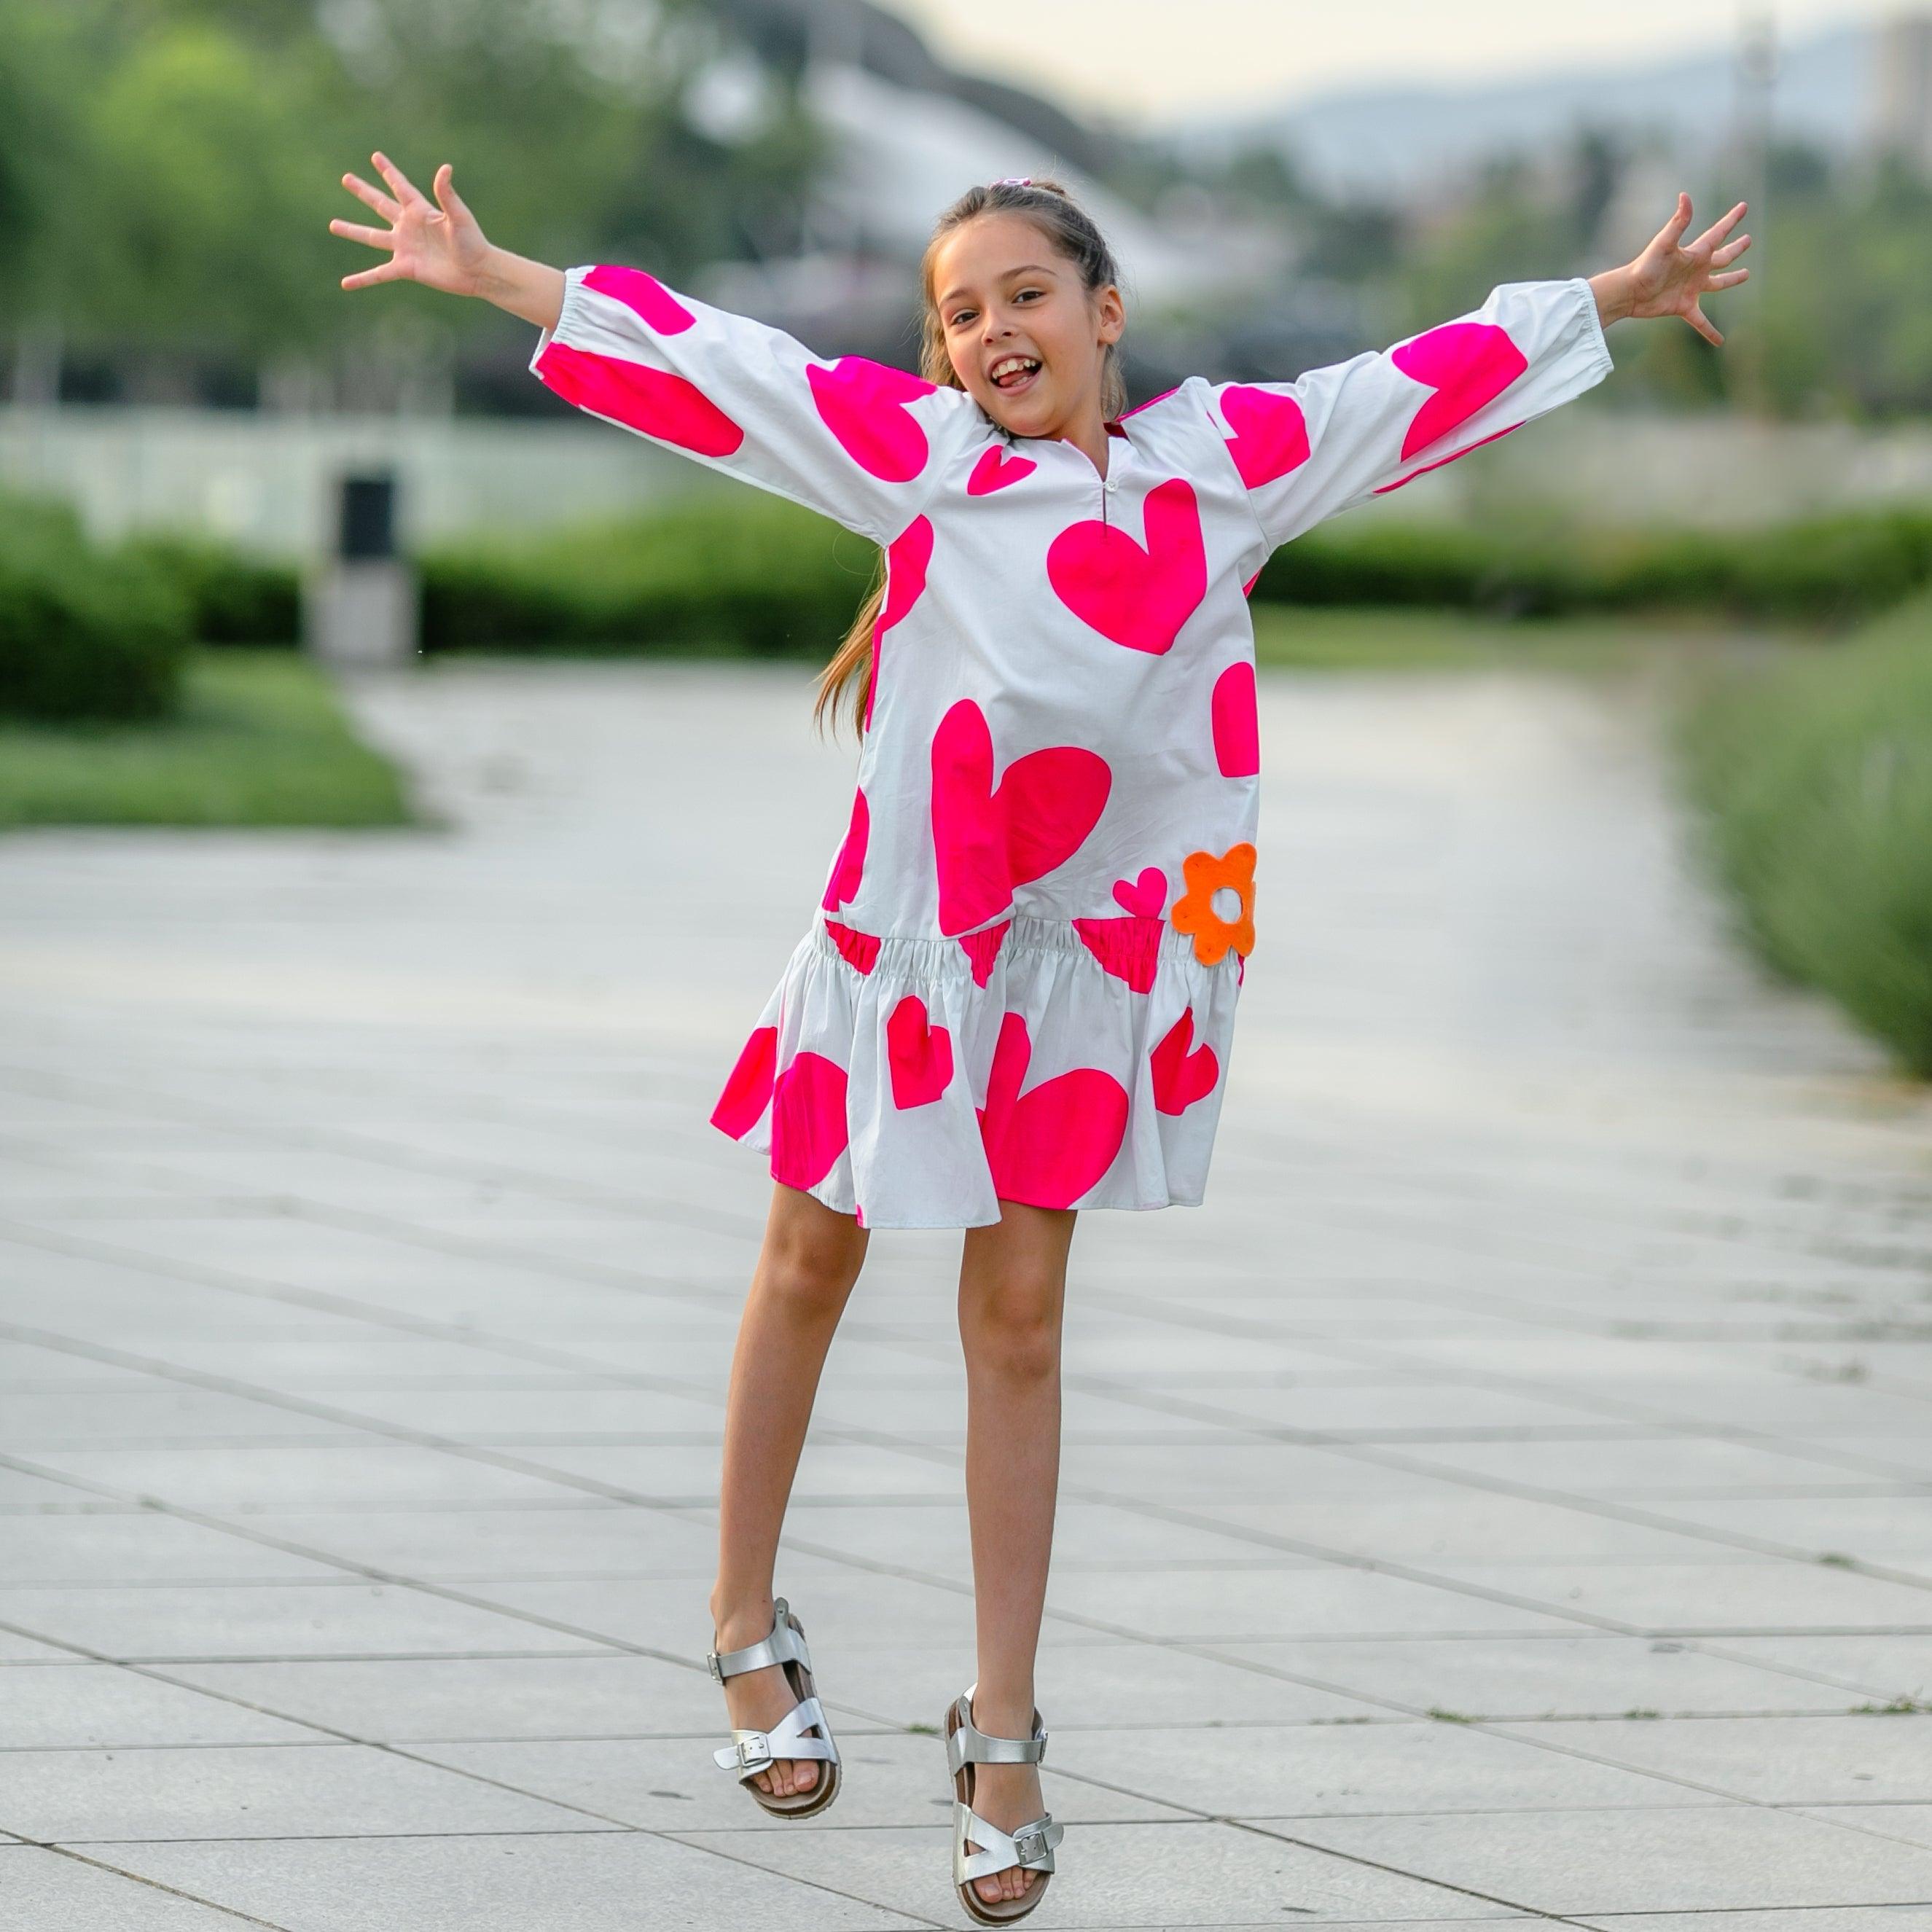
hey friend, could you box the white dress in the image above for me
[531,263,1614,1227]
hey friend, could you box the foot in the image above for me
[713,1600,822,1801]
[962,1694,1047,1909]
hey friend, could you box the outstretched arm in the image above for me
[1211,192,1753,551]
[329,152,981,542]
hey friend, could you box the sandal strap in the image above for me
[948,1686,1047,1772]
[955,1804,1062,1881]
[712,1694,840,1775]
[708,1596,809,1683]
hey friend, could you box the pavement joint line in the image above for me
[0,1235,735,1396]
[0,1326,1796,1660]
[0,1443,1869,1869]
[0,1611,961,1925]
[0,1066,767,1245]
[15,1063,1932,1331]
[3,1321,1927,1705]
[9,1842,298,1929]
[1061,1288,1932,1498]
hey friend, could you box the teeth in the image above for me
[992,356,1039,383]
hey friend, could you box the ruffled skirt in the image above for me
[708,910,1243,1229]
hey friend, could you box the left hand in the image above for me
[1612,192,1753,345]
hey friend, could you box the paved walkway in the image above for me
[2,659,1931,1931]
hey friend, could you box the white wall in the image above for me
[0,407,718,560]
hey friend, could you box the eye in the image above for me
[948,308,976,329]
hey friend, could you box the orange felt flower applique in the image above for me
[1168,842,1256,966]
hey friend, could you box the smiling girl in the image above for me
[332,157,1747,1921]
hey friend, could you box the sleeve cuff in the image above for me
[1571,274,1615,379]
[529,264,592,374]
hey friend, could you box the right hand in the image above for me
[331,153,491,296]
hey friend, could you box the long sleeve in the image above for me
[530,264,983,544]
[1205,275,1614,552]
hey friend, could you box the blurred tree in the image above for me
[0,2,96,397]
[87,23,344,373]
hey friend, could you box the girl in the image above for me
[331,157,1747,1922]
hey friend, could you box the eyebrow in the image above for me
[938,264,1059,309]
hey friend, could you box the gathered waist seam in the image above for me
[810,910,1237,976]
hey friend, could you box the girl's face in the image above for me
[931,211,1123,438]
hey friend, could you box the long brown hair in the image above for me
[810,176,1128,743]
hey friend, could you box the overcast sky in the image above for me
[891,0,1886,122]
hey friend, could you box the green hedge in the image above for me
[128,536,301,646]
[418,496,881,657]
[1675,586,1932,1076]
[415,498,1932,654]
[1256,507,1932,624]
[0,496,191,722]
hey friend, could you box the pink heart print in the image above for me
[976,1012,1130,1208]
[1391,321,1528,461]
[1111,867,1168,918]
[1047,476,1207,656]
[534,341,743,459]
[1045,476,1209,656]
[582,264,696,334]
[967,444,1037,496]
[1211,662,1259,778]
[807,359,938,482]
[878,517,932,633]
[958,919,1010,987]
[770,1049,850,1190]
[1149,1006,1219,1115]
[886,994,954,1108]
[1071,915,1162,994]
[1372,421,1521,496]
[823,918,880,976]
[821,786,869,911]
[929,699,1111,937]
[1219,383,1311,488]
[710,1024,778,1140]
[865,517,932,731]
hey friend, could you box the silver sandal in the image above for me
[945,1683,1063,1924]
[707,1595,841,1818]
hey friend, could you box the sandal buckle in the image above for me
[1012,1822,1050,1863]
[705,1651,725,1683]
[733,1732,772,1769]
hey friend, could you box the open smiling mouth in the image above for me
[990,356,1041,394]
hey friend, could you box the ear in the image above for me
[1094,283,1126,346]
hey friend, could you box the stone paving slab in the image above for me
[4,660,1932,1928]
[94,1833,920,1931]
[0,1844,278,1931]
[1283,1806,1932,1915]
[0,1740,609,1845]
[666,1818,1507,1926]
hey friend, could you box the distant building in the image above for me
[1872,9,1932,176]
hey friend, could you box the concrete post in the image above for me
[304,472,420,668]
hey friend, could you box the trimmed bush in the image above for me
[128,536,301,646]
[1675,586,1932,1076]
[1256,506,1932,623]
[419,495,881,657]
[0,495,191,721]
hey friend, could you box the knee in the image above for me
[759,1232,859,1323]
[963,1277,1062,1384]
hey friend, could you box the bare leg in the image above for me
[708,1180,867,1797]
[955,1197,1077,1906]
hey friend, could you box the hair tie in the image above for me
[992,176,1033,188]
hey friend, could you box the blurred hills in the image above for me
[1170,20,1873,200]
